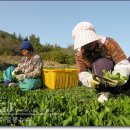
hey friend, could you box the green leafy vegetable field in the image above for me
[0,71,130,126]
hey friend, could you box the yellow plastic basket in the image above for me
[43,69,78,89]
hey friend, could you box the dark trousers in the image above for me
[92,57,130,94]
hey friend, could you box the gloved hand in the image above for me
[98,92,110,103]
[15,74,26,81]
[12,69,23,78]
[87,74,101,88]
[112,60,130,78]
[12,69,18,77]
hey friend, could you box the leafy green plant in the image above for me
[0,74,130,126]
[102,70,128,86]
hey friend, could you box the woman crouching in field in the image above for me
[72,21,130,103]
[3,38,43,92]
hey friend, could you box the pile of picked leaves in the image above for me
[102,70,128,86]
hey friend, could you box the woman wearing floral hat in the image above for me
[3,38,43,92]
[72,21,130,102]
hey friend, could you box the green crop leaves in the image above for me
[0,70,130,126]
[102,70,128,86]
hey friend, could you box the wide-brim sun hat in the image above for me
[72,22,101,50]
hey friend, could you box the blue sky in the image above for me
[0,1,130,57]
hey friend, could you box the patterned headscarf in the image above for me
[72,22,106,51]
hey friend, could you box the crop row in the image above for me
[0,84,130,126]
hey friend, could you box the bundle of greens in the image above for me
[102,70,128,86]
[15,70,23,75]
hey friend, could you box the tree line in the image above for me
[0,30,75,65]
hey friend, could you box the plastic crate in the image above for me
[43,69,78,89]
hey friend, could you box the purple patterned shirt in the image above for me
[16,54,43,78]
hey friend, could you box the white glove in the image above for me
[87,74,100,88]
[15,74,26,81]
[98,92,110,103]
[112,60,130,78]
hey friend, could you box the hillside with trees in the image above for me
[0,30,76,66]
